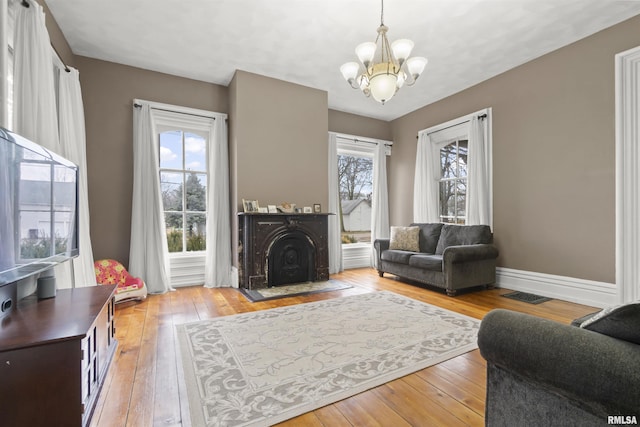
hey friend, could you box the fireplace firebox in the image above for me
[238,213,330,290]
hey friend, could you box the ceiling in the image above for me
[44,0,640,121]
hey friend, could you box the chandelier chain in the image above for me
[380,0,384,25]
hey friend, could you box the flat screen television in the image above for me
[0,127,79,312]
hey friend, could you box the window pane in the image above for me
[159,131,183,169]
[185,173,207,212]
[439,180,455,219]
[338,154,373,245]
[456,179,467,218]
[457,140,468,178]
[165,213,183,252]
[184,133,206,172]
[160,172,183,211]
[186,213,206,251]
[440,143,457,179]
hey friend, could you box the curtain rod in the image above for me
[21,0,70,73]
[416,113,487,139]
[133,102,223,121]
[336,135,392,148]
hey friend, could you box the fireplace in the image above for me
[238,213,330,290]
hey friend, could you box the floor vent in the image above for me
[501,291,552,304]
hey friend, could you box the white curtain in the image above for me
[129,104,172,294]
[370,141,389,265]
[58,68,96,287]
[466,116,491,225]
[13,1,58,146]
[413,131,440,223]
[0,0,8,129]
[204,114,233,288]
[13,0,71,291]
[327,132,343,274]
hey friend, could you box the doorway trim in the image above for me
[615,45,640,303]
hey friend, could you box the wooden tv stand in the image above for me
[0,285,117,427]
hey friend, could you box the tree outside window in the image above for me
[159,130,207,253]
[439,139,468,224]
[338,154,373,244]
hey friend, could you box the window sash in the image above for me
[157,125,209,255]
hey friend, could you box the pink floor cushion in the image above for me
[94,259,148,303]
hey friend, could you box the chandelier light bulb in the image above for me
[340,62,360,83]
[406,56,428,79]
[355,42,377,68]
[391,39,414,65]
[369,63,398,104]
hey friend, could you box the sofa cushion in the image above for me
[579,302,640,345]
[410,223,444,254]
[435,224,493,255]
[408,254,443,272]
[381,249,416,264]
[389,226,420,252]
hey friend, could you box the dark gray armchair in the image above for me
[478,309,640,426]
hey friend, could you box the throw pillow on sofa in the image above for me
[435,224,492,255]
[580,301,640,345]
[389,226,420,252]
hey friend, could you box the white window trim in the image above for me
[336,132,392,157]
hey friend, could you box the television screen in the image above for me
[0,127,79,286]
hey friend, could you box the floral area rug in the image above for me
[239,280,352,302]
[175,291,481,427]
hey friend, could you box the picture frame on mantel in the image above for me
[313,204,321,213]
[303,206,313,213]
[243,199,259,212]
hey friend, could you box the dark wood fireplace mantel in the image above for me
[238,213,331,290]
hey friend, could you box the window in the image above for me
[439,139,468,224]
[415,108,492,228]
[158,129,207,253]
[334,134,391,270]
[338,152,373,245]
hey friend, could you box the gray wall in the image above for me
[229,70,329,265]
[389,14,640,284]
[329,109,392,141]
[76,57,228,266]
[230,71,329,214]
[45,4,640,284]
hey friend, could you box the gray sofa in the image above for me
[374,223,499,296]
[478,308,640,426]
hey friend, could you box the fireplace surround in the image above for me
[238,213,330,290]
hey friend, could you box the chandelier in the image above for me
[340,0,428,104]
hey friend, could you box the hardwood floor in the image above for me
[89,268,598,427]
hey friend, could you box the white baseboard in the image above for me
[342,244,373,270]
[496,267,616,308]
[231,266,239,288]
[169,254,206,288]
